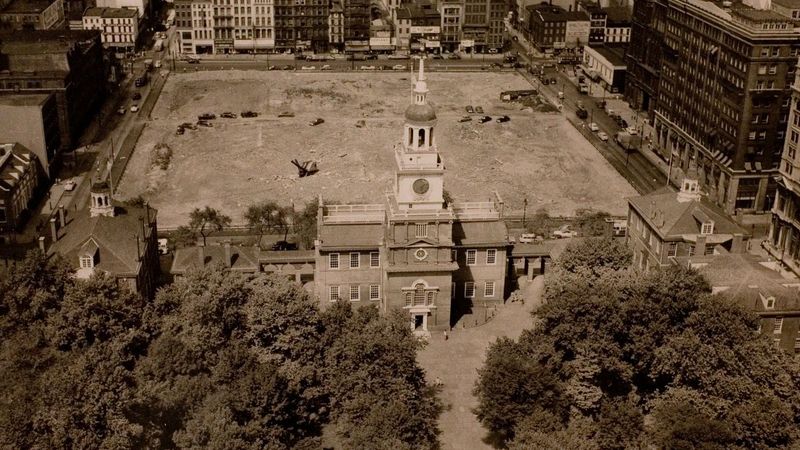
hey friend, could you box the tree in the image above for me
[525,207,554,237]
[292,198,319,250]
[189,206,232,246]
[552,236,631,275]
[244,201,291,249]
[172,225,196,248]
[574,208,611,237]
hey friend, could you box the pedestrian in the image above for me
[443,330,449,341]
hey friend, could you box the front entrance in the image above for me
[414,314,424,330]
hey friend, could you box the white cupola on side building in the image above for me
[90,181,115,217]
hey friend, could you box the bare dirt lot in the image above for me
[116,71,636,228]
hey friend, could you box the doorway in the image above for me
[414,314,424,330]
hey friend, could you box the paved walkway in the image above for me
[418,276,544,450]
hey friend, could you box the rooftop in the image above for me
[587,45,626,66]
[452,220,508,247]
[772,0,800,8]
[1,0,58,15]
[0,93,51,106]
[83,7,138,18]
[0,143,36,192]
[0,29,100,55]
[603,6,631,23]
[171,244,259,274]
[319,222,384,250]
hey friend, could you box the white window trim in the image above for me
[484,281,495,297]
[349,252,360,269]
[466,249,477,266]
[329,285,340,302]
[79,256,94,268]
[774,317,784,334]
[370,251,380,268]
[486,249,497,265]
[350,284,360,302]
[464,281,475,298]
[415,223,428,238]
[329,253,340,270]
[369,284,380,300]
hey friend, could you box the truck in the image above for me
[576,105,589,119]
[579,83,589,95]
[153,39,163,52]
[615,131,642,152]
[500,89,538,101]
[143,59,153,71]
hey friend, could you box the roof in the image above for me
[528,4,590,22]
[319,223,384,250]
[587,45,626,66]
[0,29,100,56]
[405,103,436,122]
[603,6,631,23]
[258,249,315,263]
[772,0,800,8]
[49,205,157,276]
[731,7,788,22]
[171,244,259,274]
[0,143,36,192]
[452,220,508,247]
[628,188,748,240]
[83,7,138,18]
[1,0,58,14]
[673,254,800,312]
[0,93,51,106]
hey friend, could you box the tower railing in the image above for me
[321,204,385,224]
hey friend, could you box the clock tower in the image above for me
[395,58,445,210]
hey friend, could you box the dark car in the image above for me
[596,100,606,109]
[446,53,461,60]
[620,119,629,129]
[458,116,472,123]
[272,241,298,251]
[132,92,142,100]
[496,115,510,123]
[365,54,378,60]
[181,122,197,130]
[294,53,307,60]
[187,58,200,64]
[309,118,324,126]
[479,116,492,124]
[475,106,484,114]
[197,120,213,127]
[282,65,294,70]
[541,78,550,85]
[175,127,185,135]
[278,111,295,118]
[220,112,237,119]
[466,105,475,113]
[432,54,443,59]
[241,111,258,118]
[550,77,557,84]
[198,113,216,120]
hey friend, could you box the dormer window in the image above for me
[766,297,775,309]
[80,255,94,268]
[701,222,714,235]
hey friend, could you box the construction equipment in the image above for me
[291,159,318,177]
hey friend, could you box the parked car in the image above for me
[278,111,295,118]
[272,240,298,251]
[487,48,499,54]
[432,54,443,59]
[355,120,366,128]
[552,225,578,239]
[175,127,184,135]
[365,54,378,60]
[130,104,139,112]
[475,106,484,114]
[620,119,629,129]
[198,113,216,120]
[132,92,142,100]
[301,65,316,70]
[63,179,77,191]
[596,100,606,110]
[496,115,510,123]
[282,65,294,70]
[321,64,332,70]
[220,112,237,118]
[446,53,461,60]
[458,116,472,123]
[478,116,492,123]
[196,120,213,127]
[518,233,538,243]
[294,53,307,60]
[597,131,609,141]
[360,65,376,70]
[158,238,170,255]
[181,122,198,130]
[187,58,200,64]
[549,77,557,84]
[541,78,550,85]
[268,65,278,70]
[393,64,406,70]
[627,126,638,135]
[241,111,258,118]
[589,122,599,132]
[466,105,475,113]
[309,118,325,126]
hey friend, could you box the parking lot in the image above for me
[115,70,637,228]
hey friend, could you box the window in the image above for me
[774,317,783,333]
[0,207,7,223]
[451,249,457,262]
[667,242,678,257]
[766,297,775,309]
[350,252,360,268]
[464,282,475,298]
[704,244,715,256]
[414,283,425,305]
[369,284,380,300]
[329,253,339,269]
[415,223,428,238]
[451,282,456,298]
[370,252,380,267]
[486,249,497,265]
[794,337,800,351]
[466,249,477,265]
[701,222,714,235]
[484,281,495,297]
[79,256,93,268]
[350,285,360,301]
[329,285,340,301]
[688,245,695,257]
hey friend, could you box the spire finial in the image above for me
[418,57,425,81]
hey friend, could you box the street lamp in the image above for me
[522,197,528,228]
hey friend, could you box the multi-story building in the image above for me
[603,6,630,44]
[49,182,160,299]
[771,0,800,21]
[343,0,370,52]
[396,3,441,53]
[766,60,800,276]
[0,30,106,154]
[463,0,488,52]
[487,0,506,50]
[578,2,607,44]
[0,0,64,30]
[175,0,274,54]
[626,0,800,214]
[96,0,149,23]
[329,0,344,51]
[439,0,462,52]
[627,166,749,271]
[293,0,328,53]
[582,45,626,92]
[0,143,41,235]
[315,60,509,334]
[526,4,589,51]
[82,7,139,51]
[0,94,61,177]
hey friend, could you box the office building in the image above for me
[82,7,139,51]
[0,0,64,30]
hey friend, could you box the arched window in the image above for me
[414,283,425,306]
[418,128,426,148]
[426,291,435,306]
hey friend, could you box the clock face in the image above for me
[414,248,428,260]
[413,178,430,195]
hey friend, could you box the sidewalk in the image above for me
[418,276,544,450]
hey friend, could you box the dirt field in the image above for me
[116,71,636,228]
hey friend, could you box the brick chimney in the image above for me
[695,235,707,256]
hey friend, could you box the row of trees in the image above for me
[525,208,611,238]
[0,251,441,449]
[474,237,800,449]
[173,199,320,249]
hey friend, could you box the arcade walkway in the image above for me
[417,276,544,449]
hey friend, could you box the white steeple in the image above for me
[413,58,429,106]
[677,161,702,203]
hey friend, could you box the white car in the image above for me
[627,127,639,135]
[597,131,609,141]
[552,225,578,239]
[393,64,406,70]
[130,104,139,112]
[63,179,77,191]
[321,64,332,70]
[360,65,376,70]
[589,122,599,132]
[518,233,538,243]
[301,65,316,70]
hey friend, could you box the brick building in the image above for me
[343,0,370,52]
[625,0,800,214]
[314,60,509,334]
[0,143,41,235]
[627,166,749,271]
[525,4,590,51]
[0,30,106,153]
[175,0,275,54]
[0,0,64,30]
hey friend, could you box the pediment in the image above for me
[407,238,437,247]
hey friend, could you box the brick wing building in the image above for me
[315,60,509,334]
